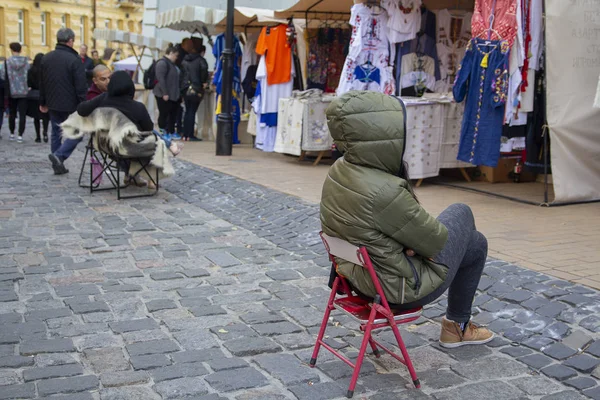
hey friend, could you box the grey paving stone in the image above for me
[265,269,302,281]
[103,284,142,292]
[23,363,83,381]
[0,355,34,368]
[189,305,227,317]
[146,299,178,312]
[37,394,94,400]
[541,391,587,400]
[235,389,288,400]
[179,297,212,308]
[25,307,72,321]
[563,330,594,351]
[503,327,532,343]
[522,336,554,351]
[451,356,529,380]
[173,329,219,350]
[584,386,600,400]
[541,364,578,381]
[205,367,268,392]
[150,271,184,281]
[587,341,600,358]
[181,268,211,278]
[501,290,533,303]
[37,375,99,396]
[20,338,75,355]
[254,353,320,386]
[206,357,248,371]
[100,386,161,400]
[563,354,600,373]
[564,376,597,390]
[273,332,316,350]
[100,370,150,387]
[83,347,130,373]
[544,321,571,340]
[517,354,554,370]
[431,380,525,400]
[251,321,303,336]
[126,339,180,356]
[537,303,569,318]
[288,382,345,400]
[317,359,376,380]
[223,337,282,357]
[54,284,100,297]
[210,323,258,340]
[69,301,110,314]
[558,294,595,307]
[239,311,286,325]
[170,349,226,364]
[500,346,533,358]
[543,287,569,298]
[543,342,579,360]
[150,362,209,382]
[414,368,464,389]
[0,383,35,400]
[522,297,553,311]
[285,307,326,327]
[509,376,564,396]
[109,318,159,333]
[431,342,493,361]
[130,354,172,370]
[580,315,600,333]
[204,251,240,267]
[177,286,219,298]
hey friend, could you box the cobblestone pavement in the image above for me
[0,138,599,400]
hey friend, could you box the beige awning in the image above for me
[275,0,474,19]
[156,6,226,34]
[92,28,167,51]
[214,7,277,33]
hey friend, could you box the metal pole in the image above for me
[216,0,235,156]
[92,0,97,49]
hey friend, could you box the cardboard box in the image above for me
[475,158,536,183]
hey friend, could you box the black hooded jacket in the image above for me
[182,52,209,93]
[77,71,154,132]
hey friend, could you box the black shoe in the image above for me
[35,137,41,143]
[43,134,48,143]
[48,154,69,175]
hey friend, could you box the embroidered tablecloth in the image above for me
[440,101,474,169]
[274,98,304,156]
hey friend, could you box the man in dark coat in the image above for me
[40,28,88,175]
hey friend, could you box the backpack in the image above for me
[144,59,170,90]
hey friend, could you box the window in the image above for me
[117,19,123,30]
[41,13,47,46]
[18,10,25,44]
[80,16,86,44]
[61,14,67,28]
[104,19,111,29]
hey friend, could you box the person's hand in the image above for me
[405,249,416,257]
[39,105,48,114]
[162,95,169,101]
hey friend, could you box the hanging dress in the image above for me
[453,38,510,167]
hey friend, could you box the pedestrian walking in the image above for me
[91,50,105,67]
[5,43,30,143]
[153,46,180,136]
[0,61,5,139]
[182,44,209,141]
[39,28,87,175]
[27,54,50,143]
[321,92,494,349]
[80,44,95,88]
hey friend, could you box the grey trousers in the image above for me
[400,203,488,323]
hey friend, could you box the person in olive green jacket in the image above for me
[320,91,494,348]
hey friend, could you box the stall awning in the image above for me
[93,28,167,51]
[214,7,277,33]
[275,0,474,19]
[156,6,226,34]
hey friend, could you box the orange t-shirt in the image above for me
[256,25,292,85]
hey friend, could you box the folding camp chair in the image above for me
[77,132,159,200]
[310,232,422,398]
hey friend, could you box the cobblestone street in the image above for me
[0,138,599,400]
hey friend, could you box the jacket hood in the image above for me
[107,71,135,98]
[184,53,202,62]
[326,91,407,176]
[7,56,29,71]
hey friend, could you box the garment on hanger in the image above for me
[435,9,473,90]
[524,69,550,173]
[213,33,243,96]
[528,0,543,71]
[382,0,423,43]
[308,28,351,92]
[241,33,259,83]
[453,39,510,167]
[255,55,294,124]
[399,53,436,90]
[471,0,518,46]
[256,24,292,85]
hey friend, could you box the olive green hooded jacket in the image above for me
[320,91,449,305]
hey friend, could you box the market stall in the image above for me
[155,6,226,36]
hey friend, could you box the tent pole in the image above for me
[542,0,549,205]
[216,0,235,156]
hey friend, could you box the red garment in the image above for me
[471,0,518,46]
[86,83,103,100]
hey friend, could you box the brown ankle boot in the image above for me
[439,317,494,348]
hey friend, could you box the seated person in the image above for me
[320,91,493,348]
[61,71,178,187]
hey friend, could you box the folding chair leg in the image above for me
[117,162,121,200]
[78,145,91,188]
[368,337,380,358]
[390,322,420,388]
[310,277,340,367]
[347,305,379,398]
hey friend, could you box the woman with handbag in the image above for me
[27,53,49,143]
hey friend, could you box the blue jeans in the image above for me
[50,110,82,161]
[154,130,172,148]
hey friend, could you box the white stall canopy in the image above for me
[156,6,226,34]
[93,28,167,51]
[214,7,277,33]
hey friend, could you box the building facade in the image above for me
[0,0,144,59]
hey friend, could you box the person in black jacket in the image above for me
[40,28,87,175]
[79,44,95,88]
[27,53,50,143]
[182,44,209,141]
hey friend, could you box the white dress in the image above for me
[434,9,472,90]
[381,0,422,43]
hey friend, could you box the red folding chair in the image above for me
[310,232,422,398]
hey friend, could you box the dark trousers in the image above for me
[9,98,28,136]
[175,101,183,134]
[401,204,488,323]
[49,110,82,161]
[34,113,50,139]
[183,98,201,139]
[156,97,179,134]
